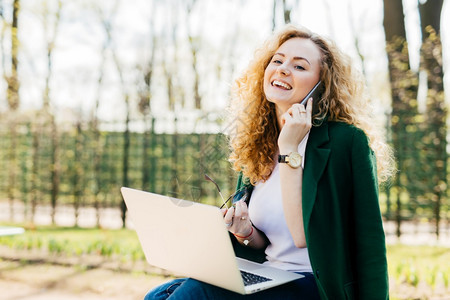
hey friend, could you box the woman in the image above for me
[145,25,394,300]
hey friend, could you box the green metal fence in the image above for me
[1,118,449,234]
[0,119,238,226]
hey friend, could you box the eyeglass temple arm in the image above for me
[219,186,247,209]
[205,174,228,209]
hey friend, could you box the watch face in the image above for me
[288,152,302,168]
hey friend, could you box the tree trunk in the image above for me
[419,0,443,35]
[418,0,445,238]
[6,0,20,110]
[5,0,20,222]
[50,116,59,225]
[99,0,131,228]
[282,0,291,24]
[92,16,108,228]
[141,3,156,192]
[30,121,40,224]
[73,122,83,226]
[43,0,62,225]
[7,117,17,222]
[383,0,419,237]
[272,0,293,29]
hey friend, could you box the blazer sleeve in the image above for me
[351,128,389,299]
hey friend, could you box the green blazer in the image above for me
[232,121,389,300]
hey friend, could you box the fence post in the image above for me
[50,114,60,226]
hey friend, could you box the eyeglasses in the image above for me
[204,174,247,209]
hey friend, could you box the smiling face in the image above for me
[263,37,322,114]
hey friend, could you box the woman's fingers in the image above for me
[224,206,235,227]
[306,98,313,112]
[234,200,242,218]
[221,208,227,216]
[278,101,312,150]
[229,201,252,236]
[235,200,248,220]
[290,101,309,117]
[305,98,313,124]
[223,200,251,232]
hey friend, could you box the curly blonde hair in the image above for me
[228,25,395,184]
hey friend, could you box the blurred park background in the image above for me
[0,0,449,299]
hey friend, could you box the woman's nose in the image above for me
[277,64,290,76]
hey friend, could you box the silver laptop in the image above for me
[121,187,303,295]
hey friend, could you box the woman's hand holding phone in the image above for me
[278,98,313,154]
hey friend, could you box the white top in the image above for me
[248,133,312,272]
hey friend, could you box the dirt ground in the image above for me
[0,258,171,300]
[2,255,450,300]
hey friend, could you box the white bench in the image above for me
[0,226,25,236]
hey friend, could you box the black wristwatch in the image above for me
[278,152,302,168]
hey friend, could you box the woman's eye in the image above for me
[295,65,305,70]
[273,59,282,64]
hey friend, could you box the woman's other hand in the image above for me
[222,200,268,249]
[222,200,252,237]
[278,98,312,153]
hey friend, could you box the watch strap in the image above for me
[278,155,288,163]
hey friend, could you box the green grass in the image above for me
[387,244,449,292]
[0,224,145,262]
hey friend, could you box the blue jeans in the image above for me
[144,272,320,300]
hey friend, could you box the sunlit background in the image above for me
[0,0,449,299]
[2,0,449,122]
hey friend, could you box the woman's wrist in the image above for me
[233,226,253,239]
[233,226,254,246]
[278,146,298,154]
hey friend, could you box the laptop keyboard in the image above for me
[240,270,272,286]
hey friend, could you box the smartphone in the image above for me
[299,80,324,106]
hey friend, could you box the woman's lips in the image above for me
[272,80,292,90]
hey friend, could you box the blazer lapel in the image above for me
[302,122,331,234]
